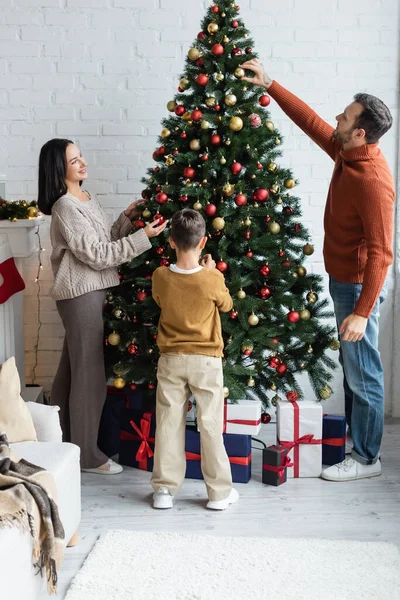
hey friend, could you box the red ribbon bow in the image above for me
[263,455,294,484]
[119,412,155,470]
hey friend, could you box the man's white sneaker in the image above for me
[206,488,239,511]
[321,457,381,482]
[81,458,123,475]
[153,487,173,509]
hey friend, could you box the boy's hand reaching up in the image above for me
[201,254,216,269]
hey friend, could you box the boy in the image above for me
[151,209,238,510]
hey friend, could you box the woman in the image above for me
[38,138,166,474]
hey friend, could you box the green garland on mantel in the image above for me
[0,198,40,221]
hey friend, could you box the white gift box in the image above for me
[223,399,262,435]
[276,400,322,478]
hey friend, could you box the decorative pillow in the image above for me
[26,402,63,443]
[0,357,37,442]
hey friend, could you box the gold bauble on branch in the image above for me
[234,67,245,79]
[167,100,177,112]
[165,156,175,166]
[270,383,277,391]
[237,289,246,299]
[307,291,319,304]
[208,22,219,34]
[307,345,313,354]
[190,139,201,151]
[205,96,217,107]
[276,196,283,205]
[223,386,230,398]
[193,201,202,211]
[297,266,307,277]
[142,208,152,219]
[271,395,280,407]
[223,183,235,197]
[188,47,201,61]
[229,116,243,131]
[223,35,230,43]
[319,385,332,400]
[300,309,311,321]
[201,120,210,130]
[269,221,281,234]
[270,184,280,195]
[216,72,224,81]
[179,77,190,90]
[267,162,278,173]
[275,137,281,145]
[106,294,114,302]
[212,216,225,230]
[182,111,192,122]
[329,338,341,351]
[225,138,231,145]
[27,206,39,218]
[225,94,237,106]
[248,313,259,326]
[248,376,256,387]
[161,128,171,138]
[284,178,296,189]
[220,156,227,165]
[108,332,121,346]
[244,217,252,227]
[113,308,122,319]
[113,377,126,389]
[303,243,315,256]
[265,120,275,131]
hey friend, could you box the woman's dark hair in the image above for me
[353,93,393,144]
[37,138,74,215]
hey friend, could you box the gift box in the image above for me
[276,400,322,478]
[223,399,262,435]
[185,427,251,483]
[119,409,155,471]
[322,414,347,465]
[262,445,293,486]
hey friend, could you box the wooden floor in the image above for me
[44,421,400,600]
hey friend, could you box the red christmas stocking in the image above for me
[0,257,25,304]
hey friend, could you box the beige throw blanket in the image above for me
[0,433,65,594]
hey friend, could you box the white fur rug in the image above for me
[65,530,400,600]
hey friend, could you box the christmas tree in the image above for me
[104,0,338,407]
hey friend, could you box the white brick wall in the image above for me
[0,0,398,411]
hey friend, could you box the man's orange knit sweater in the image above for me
[268,81,395,318]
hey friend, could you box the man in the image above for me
[242,58,395,482]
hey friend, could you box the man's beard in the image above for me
[333,127,353,145]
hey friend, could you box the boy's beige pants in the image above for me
[151,354,232,502]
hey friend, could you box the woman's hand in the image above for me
[124,199,147,221]
[144,218,168,238]
[241,58,273,89]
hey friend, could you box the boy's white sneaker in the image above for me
[206,488,239,511]
[153,486,173,509]
[321,457,381,482]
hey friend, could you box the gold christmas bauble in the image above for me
[108,332,121,346]
[161,128,171,138]
[300,309,311,321]
[234,67,245,79]
[220,156,227,165]
[113,377,126,389]
[188,47,200,60]
[248,376,256,387]
[205,96,217,107]
[284,178,296,189]
[292,272,298,279]
[307,345,313,354]
[212,217,225,230]
[179,77,190,90]
[237,289,246,299]
[271,395,280,407]
[297,266,307,277]
[208,22,219,34]
[329,338,341,351]
[275,137,281,145]
[244,217,252,227]
[319,385,332,400]
[223,183,235,197]
[190,139,201,151]
[270,383,277,391]
[182,111,192,122]
[223,386,230,398]
[270,184,280,195]
[27,206,39,218]
[225,94,237,106]
[142,208,152,219]
[216,73,224,81]
[276,196,283,205]
[106,294,114,302]
[269,222,281,234]
[267,162,278,173]
[248,313,259,326]
[193,201,202,211]
[113,363,126,376]
[307,291,318,304]
[225,138,231,145]
[113,308,122,319]
[167,100,177,112]
[265,120,275,131]
[223,35,230,43]
[165,156,175,166]
[303,243,315,256]
[201,120,210,130]
[229,116,243,131]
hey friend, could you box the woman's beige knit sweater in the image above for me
[49,191,151,301]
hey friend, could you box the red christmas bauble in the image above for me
[249,113,262,128]
[281,259,291,268]
[201,153,209,161]
[273,337,279,344]
[197,58,204,67]
[245,250,253,258]
[259,264,271,277]
[184,166,195,179]
[130,383,137,390]
[260,286,272,299]
[160,258,169,267]
[279,250,285,257]
[136,290,147,302]
[294,223,301,232]
[286,391,299,403]
[196,74,209,86]
[244,349,252,356]
[178,86,183,92]
[198,31,206,39]
[257,162,263,170]
[142,189,151,199]
[152,150,161,161]
[148,383,155,390]
[191,109,203,121]
[253,188,269,202]
[180,132,187,139]
[287,310,300,323]
[261,413,271,424]
[231,161,242,175]
[173,149,179,155]
[156,185,161,192]
[211,4,219,12]
[231,47,242,56]
[259,95,271,107]
[204,203,217,217]
[128,343,138,355]
[210,133,221,146]
[145,275,152,280]
[235,193,247,207]
[277,363,288,375]
[212,43,224,56]
[154,167,160,172]
[231,20,239,28]
[179,195,188,202]
[134,219,145,229]
[175,105,185,116]
[156,192,168,204]
[265,216,271,223]
[158,146,166,155]
[243,230,251,240]
[217,260,228,273]
[229,310,239,320]
[215,104,221,111]
[153,333,158,339]
[245,47,252,54]
[283,206,294,215]
[156,246,164,255]
[154,213,166,224]
[269,356,280,368]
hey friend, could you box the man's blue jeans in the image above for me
[329,277,387,465]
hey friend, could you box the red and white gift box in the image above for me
[276,400,322,478]
[223,399,261,435]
